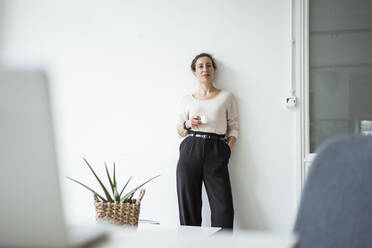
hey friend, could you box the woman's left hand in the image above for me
[227,136,236,150]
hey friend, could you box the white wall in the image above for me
[1,0,297,231]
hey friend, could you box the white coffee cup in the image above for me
[200,115,208,124]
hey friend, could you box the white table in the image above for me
[93,224,298,248]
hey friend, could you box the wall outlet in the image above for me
[286,96,297,108]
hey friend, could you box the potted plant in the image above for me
[67,158,159,226]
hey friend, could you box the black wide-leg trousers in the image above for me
[176,133,234,229]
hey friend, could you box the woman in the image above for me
[176,53,239,229]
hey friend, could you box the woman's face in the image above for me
[193,56,215,84]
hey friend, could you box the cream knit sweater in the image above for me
[178,90,239,139]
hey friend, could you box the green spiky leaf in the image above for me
[113,163,120,202]
[83,158,113,202]
[120,174,160,203]
[114,187,120,203]
[105,162,115,196]
[66,176,107,202]
[119,176,132,198]
[113,162,117,188]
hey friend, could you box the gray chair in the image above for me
[294,135,372,248]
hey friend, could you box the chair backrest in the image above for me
[294,135,372,248]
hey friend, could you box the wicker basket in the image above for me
[94,189,145,226]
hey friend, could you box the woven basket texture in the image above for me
[94,189,145,226]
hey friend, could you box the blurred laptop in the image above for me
[0,70,107,247]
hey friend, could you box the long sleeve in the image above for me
[226,94,239,139]
[177,97,189,128]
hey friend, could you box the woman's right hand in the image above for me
[186,116,201,128]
